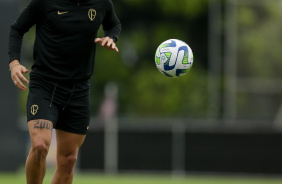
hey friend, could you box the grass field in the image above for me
[1,171,282,184]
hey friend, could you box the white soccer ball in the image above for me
[155,39,193,77]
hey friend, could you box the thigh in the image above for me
[28,119,53,148]
[55,129,86,156]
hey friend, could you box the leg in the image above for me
[26,119,53,184]
[51,129,86,184]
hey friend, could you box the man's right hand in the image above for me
[9,60,29,91]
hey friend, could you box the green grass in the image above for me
[0,171,281,184]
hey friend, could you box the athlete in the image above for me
[8,0,121,183]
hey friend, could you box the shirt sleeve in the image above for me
[102,0,121,43]
[8,0,44,63]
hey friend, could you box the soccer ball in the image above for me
[155,39,193,77]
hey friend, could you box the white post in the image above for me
[172,122,186,176]
[223,0,238,123]
[102,82,119,174]
[208,0,223,119]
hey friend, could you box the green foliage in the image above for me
[237,3,282,78]
[121,0,209,17]
[235,2,282,120]
[155,0,209,17]
[123,67,208,117]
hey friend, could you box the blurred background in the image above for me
[0,0,282,183]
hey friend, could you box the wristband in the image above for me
[9,63,20,71]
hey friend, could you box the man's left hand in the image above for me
[94,37,119,52]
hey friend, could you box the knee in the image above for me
[33,143,49,157]
[58,154,77,173]
[32,143,49,159]
[63,155,77,167]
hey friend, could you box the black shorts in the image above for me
[26,77,90,135]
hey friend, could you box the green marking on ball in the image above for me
[164,52,171,59]
[182,51,188,64]
[159,43,171,50]
[155,49,160,64]
[183,69,189,73]
[164,52,172,65]
[155,56,160,65]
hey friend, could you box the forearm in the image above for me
[104,22,121,43]
[102,0,121,43]
[8,24,24,63]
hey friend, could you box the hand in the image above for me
[94,37,119,52]
[9,60,29,91]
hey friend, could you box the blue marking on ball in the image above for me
[162,71,173,77]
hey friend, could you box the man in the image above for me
[8,0,121,183]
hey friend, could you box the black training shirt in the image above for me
[9,0,121,81]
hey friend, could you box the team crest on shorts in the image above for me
[31,105,39,115]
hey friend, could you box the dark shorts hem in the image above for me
[54,127,88,135]
[27,117,54,124]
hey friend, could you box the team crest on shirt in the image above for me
[88,9,96,21]
[31,105,39,115]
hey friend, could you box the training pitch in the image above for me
[0,171,282,184]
